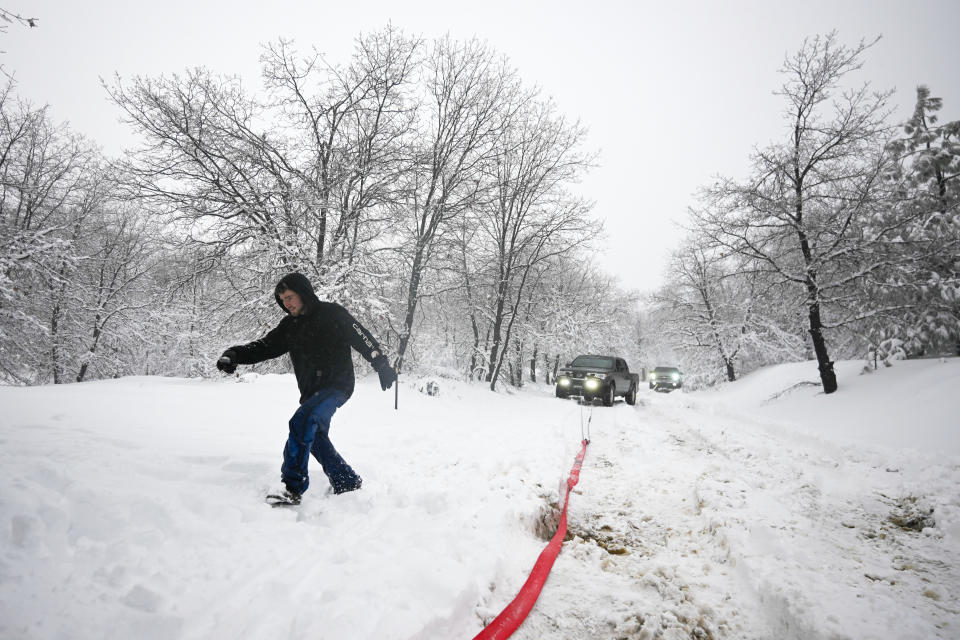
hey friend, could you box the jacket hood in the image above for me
[274,272,321,314]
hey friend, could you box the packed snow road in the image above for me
[1,360,957,639]
[515,387,958,639]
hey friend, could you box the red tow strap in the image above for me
[473,439,590,640]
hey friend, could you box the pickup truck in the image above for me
[648,366,683,392]
[555,354,640,406]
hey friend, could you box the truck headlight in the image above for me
[649,373,656,380]
[672,373,679,381]
[584,378,600,391]
[558,377,571,387]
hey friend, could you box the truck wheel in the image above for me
[603,384,615,407]
[625,384,637,405]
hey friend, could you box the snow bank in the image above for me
[698,357,960,455]
[0,373,578,639]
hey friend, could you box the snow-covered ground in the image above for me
[1,357,958,639]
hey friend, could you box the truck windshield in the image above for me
[570,356,614,369]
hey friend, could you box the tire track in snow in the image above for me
[511,397,772,639]
[509,389,959,639]
[644,394,960,639]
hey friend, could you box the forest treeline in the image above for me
[1,29,956,392]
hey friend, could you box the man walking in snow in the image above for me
[216,272,396,505]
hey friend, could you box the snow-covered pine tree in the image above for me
[864,86,960,359]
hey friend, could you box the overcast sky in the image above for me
[4,0,959,293]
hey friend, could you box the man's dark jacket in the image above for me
[228,273,388,403]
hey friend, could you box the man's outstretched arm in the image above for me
[217,323,289,372]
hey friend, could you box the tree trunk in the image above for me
[484,281,508,386]
[76,315,103,383]
[700,283,738,384]
[395,245,426,371]
[514,339,524,388]
[807,301,837,394]
[49,274,70,385]
[50,303,62,385]
[798,208,837,394]
[468,310,482,380]
[724,358,736,382]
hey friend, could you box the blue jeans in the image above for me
[280,389,360,494]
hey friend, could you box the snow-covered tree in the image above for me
[0,80,165,384]
[475,97,597,390]
[650,237,807,386]
[0,82,91,383]
[692,33,896,394]
[390,36,518,370]
[106,26,419,337]
[861,85,960,359]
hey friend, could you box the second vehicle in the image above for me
[649,366,683,392]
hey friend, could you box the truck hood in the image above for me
[558,366,610,376]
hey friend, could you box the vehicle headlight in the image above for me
[558,377,571,387]
[672,373,679,381]
[584,378,600,391]
[649,373,656,380]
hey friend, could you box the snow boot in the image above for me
[331,476,362,495]
[266,487,302,507]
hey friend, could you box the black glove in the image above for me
[216,349,238,375]
[372,355,396,391]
